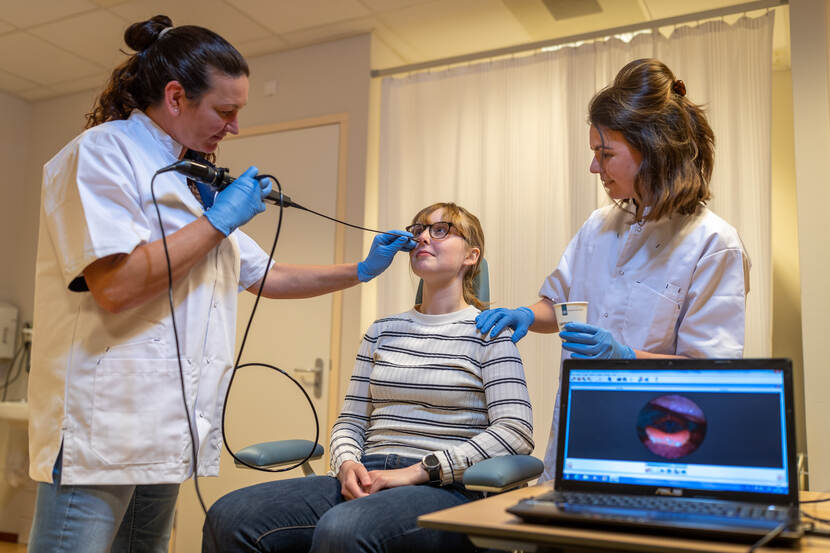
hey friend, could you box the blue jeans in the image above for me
[28,452,180,553]
[203,454,484,553]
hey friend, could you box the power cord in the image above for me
[800,496,830,537]
[150,171,214,542]
[219,175,320,474]
[151,169,381,547]
[151,158,415,548]
[746,523,786,552]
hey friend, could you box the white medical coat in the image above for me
[29,111,271,485]
[538,204,749,481]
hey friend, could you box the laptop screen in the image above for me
[559,361,793,497]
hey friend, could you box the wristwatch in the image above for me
[421,453,441,486]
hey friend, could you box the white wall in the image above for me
[239,34,371,395]
[0,89,34,539]
[0,89,33,400]
[771,69,806,457]
[0,91,32,321]
[790,0,830,490]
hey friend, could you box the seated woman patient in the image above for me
[204,202,534,553]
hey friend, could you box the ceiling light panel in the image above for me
[543,0,603,20]
[227,0,371,35]
[507,0,646,42]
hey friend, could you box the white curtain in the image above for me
[375,13,774,453]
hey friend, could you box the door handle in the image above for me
[293,357,324,399]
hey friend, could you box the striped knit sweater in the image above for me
[330,305,534,485]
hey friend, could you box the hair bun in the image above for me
[124,14,173,52]
[672,79,686,97]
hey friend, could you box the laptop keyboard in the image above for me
[541,491,792,522]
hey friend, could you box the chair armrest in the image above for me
[462,455,544,493]
[234,439,324,469]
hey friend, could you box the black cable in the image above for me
[802,510,830,525]
[797,496,830,532]
[799,497,830,504]
[746,523,786,552]
[150,171,322,550]
[150,172,213,543]
[220,175,320,475]
[289,201,405,238]
[149,163,415,547]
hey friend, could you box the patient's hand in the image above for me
[338,460,372,500]
[367,463,428,494]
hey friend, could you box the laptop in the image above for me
[508,358,804,543]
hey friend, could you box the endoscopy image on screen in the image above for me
[565,389,783,469]
[636,394,707,459]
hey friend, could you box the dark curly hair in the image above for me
[85,15,249,130]
[589,58,715,222]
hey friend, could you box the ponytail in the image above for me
[86,14,248,129]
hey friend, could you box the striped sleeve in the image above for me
[437,334,534,484]
[329,324,377,475]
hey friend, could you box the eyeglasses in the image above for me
[405,221,463,240]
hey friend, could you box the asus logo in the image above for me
[655,487,683,496]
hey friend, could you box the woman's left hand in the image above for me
[366,463,428,494]
[560,322,636,359]
[357,231,417,282]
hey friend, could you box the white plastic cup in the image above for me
[554,301,588,329]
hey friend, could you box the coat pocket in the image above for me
[622,281,682,353]
[91,357,190,465]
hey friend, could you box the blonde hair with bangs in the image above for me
[410,202,487,310]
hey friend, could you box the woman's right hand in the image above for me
[204,166,271,236]
[337,460,372,500]
[475,307,535,343]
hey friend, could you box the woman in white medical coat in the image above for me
[475,58,750,481]
[27,15,414,553]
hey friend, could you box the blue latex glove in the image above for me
[357,231,416,282]
[194,181,215,208]
[559,322,636,359]
[204,166,271,236]
[475,307,535,343]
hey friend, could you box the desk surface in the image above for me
[418,484,830,553]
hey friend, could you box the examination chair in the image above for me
[234,259,544,493]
